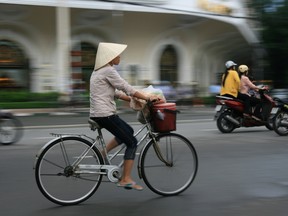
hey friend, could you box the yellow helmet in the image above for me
[238,65,249,73]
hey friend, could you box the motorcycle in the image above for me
[214,88,276,133]
[271,98,288,136]
[0,110,23,145]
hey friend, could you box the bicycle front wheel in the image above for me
[273,111,288,136]
[35,136,103,206]
[140,133,198,196]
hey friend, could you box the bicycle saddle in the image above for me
[88,119,102,131]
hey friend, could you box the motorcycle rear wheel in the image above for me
[216,112,236,133]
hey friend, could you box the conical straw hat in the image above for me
[94,42,127,70]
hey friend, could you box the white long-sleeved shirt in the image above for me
[89,65,137,117]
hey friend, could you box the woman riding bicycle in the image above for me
[89,42,159,191]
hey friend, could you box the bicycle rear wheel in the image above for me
[35,136,103,206]
[140,133,198,196]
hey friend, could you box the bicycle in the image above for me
[34,102,198,206]
[0,110,23,145]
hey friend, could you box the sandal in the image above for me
[117,182,143,191]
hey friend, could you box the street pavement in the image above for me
[1,117,288,216]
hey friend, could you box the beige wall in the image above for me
[0,3,255,95]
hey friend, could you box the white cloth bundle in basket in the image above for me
[129,85,166,124]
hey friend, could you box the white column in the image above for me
[56,4,71,94]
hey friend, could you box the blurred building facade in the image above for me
[0,0,259,96]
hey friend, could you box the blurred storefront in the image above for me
[0,40,30,89]
[0,0,259,97]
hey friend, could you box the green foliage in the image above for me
[0,91,59,102]
[0,91,92,109]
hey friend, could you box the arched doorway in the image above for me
[0,40,29,90]
[160,45,178,83]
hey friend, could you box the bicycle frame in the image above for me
[34,108,171,183]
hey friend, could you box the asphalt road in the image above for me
[1,109,288,216]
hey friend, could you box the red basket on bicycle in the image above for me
[150,103,177,132]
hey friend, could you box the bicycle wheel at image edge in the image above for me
[140,133,198,196]
[273,111,288,136]
[34,136,104,206]
[0,115,23,145]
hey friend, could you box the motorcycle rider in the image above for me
[220,60,240,98]
[220,61,260,120]
[238,65,262,120]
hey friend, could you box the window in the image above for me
[160,45,178,83]
[71,42,96,91]
[0,40,29,89]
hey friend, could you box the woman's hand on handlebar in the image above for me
[146,96,164,105]
[260,86,269,91]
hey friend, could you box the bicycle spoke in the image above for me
[42,157,65,169]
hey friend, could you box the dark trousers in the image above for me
[237,93,261,114]
[91,115,137,160]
